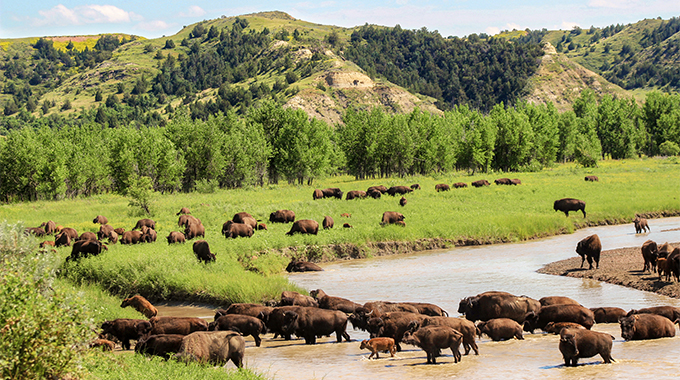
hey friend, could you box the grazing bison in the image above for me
[399,302,448,317]
[590,307,627,323]
[149,317,209,336]
[231,212,253,224]
[312,189,324,200]
[402,326,463,364]
[286,220,319,235]
[576,234,601,269]
[554,198,586,217]
[174,331,245,367]
[120,230,143,245]
[321,188,343,199]
[25,227,46,237]
[626,306,680,322]
[310,289,362,314]
[133,218,156,231]
[39,240,55,248]
[398,197,407,207]
[178,215,200,228]
[435,184,450,192]
[108,231,118,244]
[269,210,295,223]
[91,339,115,351]
[658,242,674,258]
[539,296,581,307]
[113,227,125,236]
[386,186,413,196]
[360,338,396,359]
[494,178,512,185]
[166,231,186,244]
[346,190,367,200]
[510,179,521,185]
[584,175,599,182]
[559,328,614,366]
[280,307,350,344]
[135,334,184,359]
[183,222,205,240]
[209,314,267,346]
[121,295,158,319]
[67,240,105,261]
[524,304,595,333]
[381,211,405,225]
[280,291,319,307]
[458,291,541,324]
[193,240,215,263]
[40,220,57,235]
[410,183,421,190]
[543,321,586,334]
[366,189,382,199]
[340,213,351,218]
[97,224,114,240]
[322,216,334,229]
[222,221,253,239]
[176,207,191,215]
[60,227,78,240]
[411,317,478,355]
[619,313,676,340]
[78,232,97,241]
[634,216,650,234]
[471,179,490,187]
[476,318,524,341]
[343,223,352,228]
[367,185,388,194]
[453,182,467,188]
[286,260,323,272]
[142,228,157,243]
[641,240,658,272]
[93,215,108,225]
[100,319,148,350]
[54,232,71,247]
[257,223,267,231]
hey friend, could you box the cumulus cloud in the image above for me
[136,20,171,32]
[179,5,206,18]
[485,26,501,35]
[561,21,581,30]
[32,4,138,26]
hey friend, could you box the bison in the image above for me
[67,240,105,261]
[193,240,215,263]
[149,317,209,336]
[321,188,343,199]
[634,216,650,233]
[523,304,595,333]
[576,234,601,269]
[54,232,71,247]
[539,296,580,307]
[366,311,428,351]
[626,306,680,322]
[346,190,367,200]
[476,318,524,341]
[135,334,184,359]
[381,211,405,225]
[217,304,273,321]
[435,183,450,192]
[453,182,468,188]
[120,230,143,245]
[269,210,295,223]
[183,221,205,240]
[584,175,599,182]
[39,220,57,235]
[458,291,540,325]
[322,216,334,229]
[310,289,362,314]
[554,198,586,217]
[402,326,463,364]
[176,207,191,215]
[410,184,421,190]
[100,318,148,350]
[559,328,614,366]
[166,231,186,244]
[93,215,108,225]
[367,185,388,194]
[590,307,627,323]
[410,316,478,355]
[209,314,267,347]
[312,189,324,200]
[360,338,395,359]
[641,240,658,272]
[133,218,156,230]
[174,331,245,367]
[386,186,412,196]
[121,295,158,319]
[494,178,513,185]
[286,220,319,235]
[222,221,253,239]
[280,307,350,345]
[543,321,586,334]
[286,260,323,272]
[471,179,490,187]
[619,313,676,340]
[280,291,318,307]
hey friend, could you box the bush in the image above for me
[194,178,218,193]
[659,140,680,156]
[127,176,154,215]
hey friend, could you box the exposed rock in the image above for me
[325,71,374,89]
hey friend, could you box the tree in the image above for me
[127,175,154,215]
[164,39,175,49]
[94,89,103,102]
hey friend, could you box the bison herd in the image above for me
[94,287,680,369]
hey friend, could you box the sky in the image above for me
[1,0,680,40]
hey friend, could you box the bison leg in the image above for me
[253,334,262,347]
[581,209,586,218]
[564,211,570,217]
[587,255,594,269]
[342,331,350,342]
[122,338,131,350]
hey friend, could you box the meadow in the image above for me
[2,157,680,308]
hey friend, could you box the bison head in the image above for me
[406,320,421,333]
[135,320,152,337]
[280,311,299,334]
[619,315,637,341]
[401,331,419,346]
[559,330,579,356]
[523,311,539,333]
[366,317,385,339]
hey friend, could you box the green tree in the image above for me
[490,104,534,171]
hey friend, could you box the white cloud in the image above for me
[485,26,500,36]
[179,6,206,18]
[136,20,171,32]
[561,21,581,30]
[32,4,137,27]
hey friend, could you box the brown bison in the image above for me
[346,190,367,200]
[120,230,143,245]
[360,337,396,359]
[178,214,201,228]
[402,326,463,364]
[471,179,490,187]
[174,331,245,368]
[257,223,267,231]
[54,232,71,247]
[322,215,334,229]
[310,289,362,314]
[386,186,413,196]
[149,316,209,336]
[280,291,318,307]
[100,318,148,350]
[97,224,114,240]
[657,257,671,281]
[584,175,599,182]
[114,227,125,236]
[367,185,388,194]
[286,220,319,235]
[559,328,614,366]
[91,339,115,351]
[39,240,55,248]
[209,314,268,347]
[619,313,676,340]
[135,334,184,359]
[217,304,274,321]
[78,232,97,241]
[60,227,78,240]
[576,234,601,269]
[410,317,478,355]
[286,260,323,272]
[367,312,429,351]
[166,231,186,244]
[641,240,658,272]
[634,216,650,233]
[453,182,468,188]
[366,189,382,199]
[312,189,324,200]
[279,307,350,345]
[524,304,595,333]
[121,295,158,319]
[476,318,524,341]
[321,188,343,199]
[381,211,405,225]
[93,215,108,225]
[269,209,295,223]
[39,220,57,235]
[183,222,205,240]
[494,178,512,185]
[543,321,586,334]
[133,218,156,230]
[222,221,253,239]
[258,306,303,340]
[554,198,586,217]
[510,179,521,185]
[590,307,627,323]
[626,306,680,322]
[539,296,581,307]
[410,184,421,190]
[193,240,215,263]
[142,228,157,243]
[67,240,105,261]
[458,291,541,325]
[108,231,118,244]
[176,207,191,215]
[343,223,352,228]
[435,183,450,192]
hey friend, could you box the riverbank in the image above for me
[538,241,680,299]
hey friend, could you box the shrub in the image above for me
[659,140,680,156]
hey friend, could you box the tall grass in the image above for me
[1,158,679,304]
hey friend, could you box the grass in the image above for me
[2,158,680,305]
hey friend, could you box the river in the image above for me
[162,217,680,379]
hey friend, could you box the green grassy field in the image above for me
[2,158,679,306]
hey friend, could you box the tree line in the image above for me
[1,90,679,202]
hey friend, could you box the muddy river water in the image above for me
[160,218,680,379]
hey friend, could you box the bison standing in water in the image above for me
[554,198,586,217]
[458,291,541,325]
[559,328,614,366]
[286,260,323,272]
[476,318,524,341]
[174,331,245,367]
[619,313,676,340]
[360,337,396,359]
[634,216,650,233]
[402,325,463,364]
[576,234,601,269]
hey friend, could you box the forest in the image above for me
[0,90,679,202]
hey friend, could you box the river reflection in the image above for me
[174,218,680,379]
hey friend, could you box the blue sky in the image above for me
[2,0,679,39]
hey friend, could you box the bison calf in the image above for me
[402,326,463,364]
[121,295,158,319]
[360,337,396,359]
